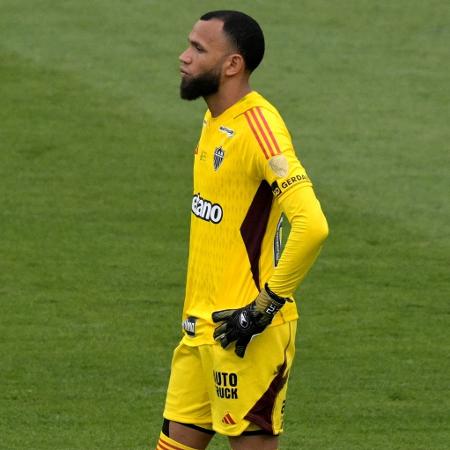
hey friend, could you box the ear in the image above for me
[224,53,245,76]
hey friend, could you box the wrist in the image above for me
[254,284,287,317]
[264,283,289,303]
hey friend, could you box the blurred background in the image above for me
[0,1,448,448]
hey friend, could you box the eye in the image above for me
[187,38,206,53]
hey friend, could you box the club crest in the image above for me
[213,146,225,171]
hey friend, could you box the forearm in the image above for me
[268,185,329,297]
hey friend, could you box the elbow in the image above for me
[290,207,329,248]
[318,213,329,244]
[307,208,329,248]
[283,187,329,247]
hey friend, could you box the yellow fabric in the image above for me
[164,322,296,437]
[269,185,329,297]
[182,90,325,346]
[156,431,199,450]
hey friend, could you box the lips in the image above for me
[180,67,189,77]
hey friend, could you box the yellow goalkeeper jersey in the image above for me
[182,91,313,346]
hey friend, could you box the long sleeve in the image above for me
[268,185,329,298]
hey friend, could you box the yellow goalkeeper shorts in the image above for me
[163,320,296,436]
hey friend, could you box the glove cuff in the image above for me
[254,283,288,318]
[264,283,290,304]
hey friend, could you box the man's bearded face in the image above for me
[180,67,221,100]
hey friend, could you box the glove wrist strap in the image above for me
[264,283,290,304]
[251,283,286,317]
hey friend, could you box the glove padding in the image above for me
[212,283,289,357]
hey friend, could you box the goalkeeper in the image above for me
[156,9,329,450]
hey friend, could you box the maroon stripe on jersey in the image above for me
[244,360,289,433]
[240,181,273,291]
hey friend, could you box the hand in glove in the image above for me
[212,283,290,357]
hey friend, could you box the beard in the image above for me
[180,68,221,100]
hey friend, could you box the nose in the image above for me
[179,48,191,64]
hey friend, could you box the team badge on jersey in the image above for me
[269,154,289,177]
[213,146,225,171]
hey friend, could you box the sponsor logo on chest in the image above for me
[219,125,235,137]
[191,193,223,224]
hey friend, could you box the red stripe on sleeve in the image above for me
[249,108,277,157]
[256,107,281,155]
[245,111,270,159]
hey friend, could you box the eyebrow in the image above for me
[188,38,203,48]
[188,37,206,51]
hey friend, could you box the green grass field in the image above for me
[1,1,449,449]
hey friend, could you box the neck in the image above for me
[205,81,252,118]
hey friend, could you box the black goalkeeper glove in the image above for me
[212,283,290,358]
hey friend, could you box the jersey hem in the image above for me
[181,315,299,347]
[163,413,214,429]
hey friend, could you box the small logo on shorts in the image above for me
[222,412,236,425]
[182,316,197,336]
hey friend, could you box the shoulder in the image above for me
[236,93,289,137]
[235,94,291,159]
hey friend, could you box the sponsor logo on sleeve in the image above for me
[271,182,282,197]
[271,173,310,197]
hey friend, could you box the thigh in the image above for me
[163,342,213,427]
[229,433,278,450]
[204,321,297,437]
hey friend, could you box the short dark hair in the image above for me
[200,10,265,72]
